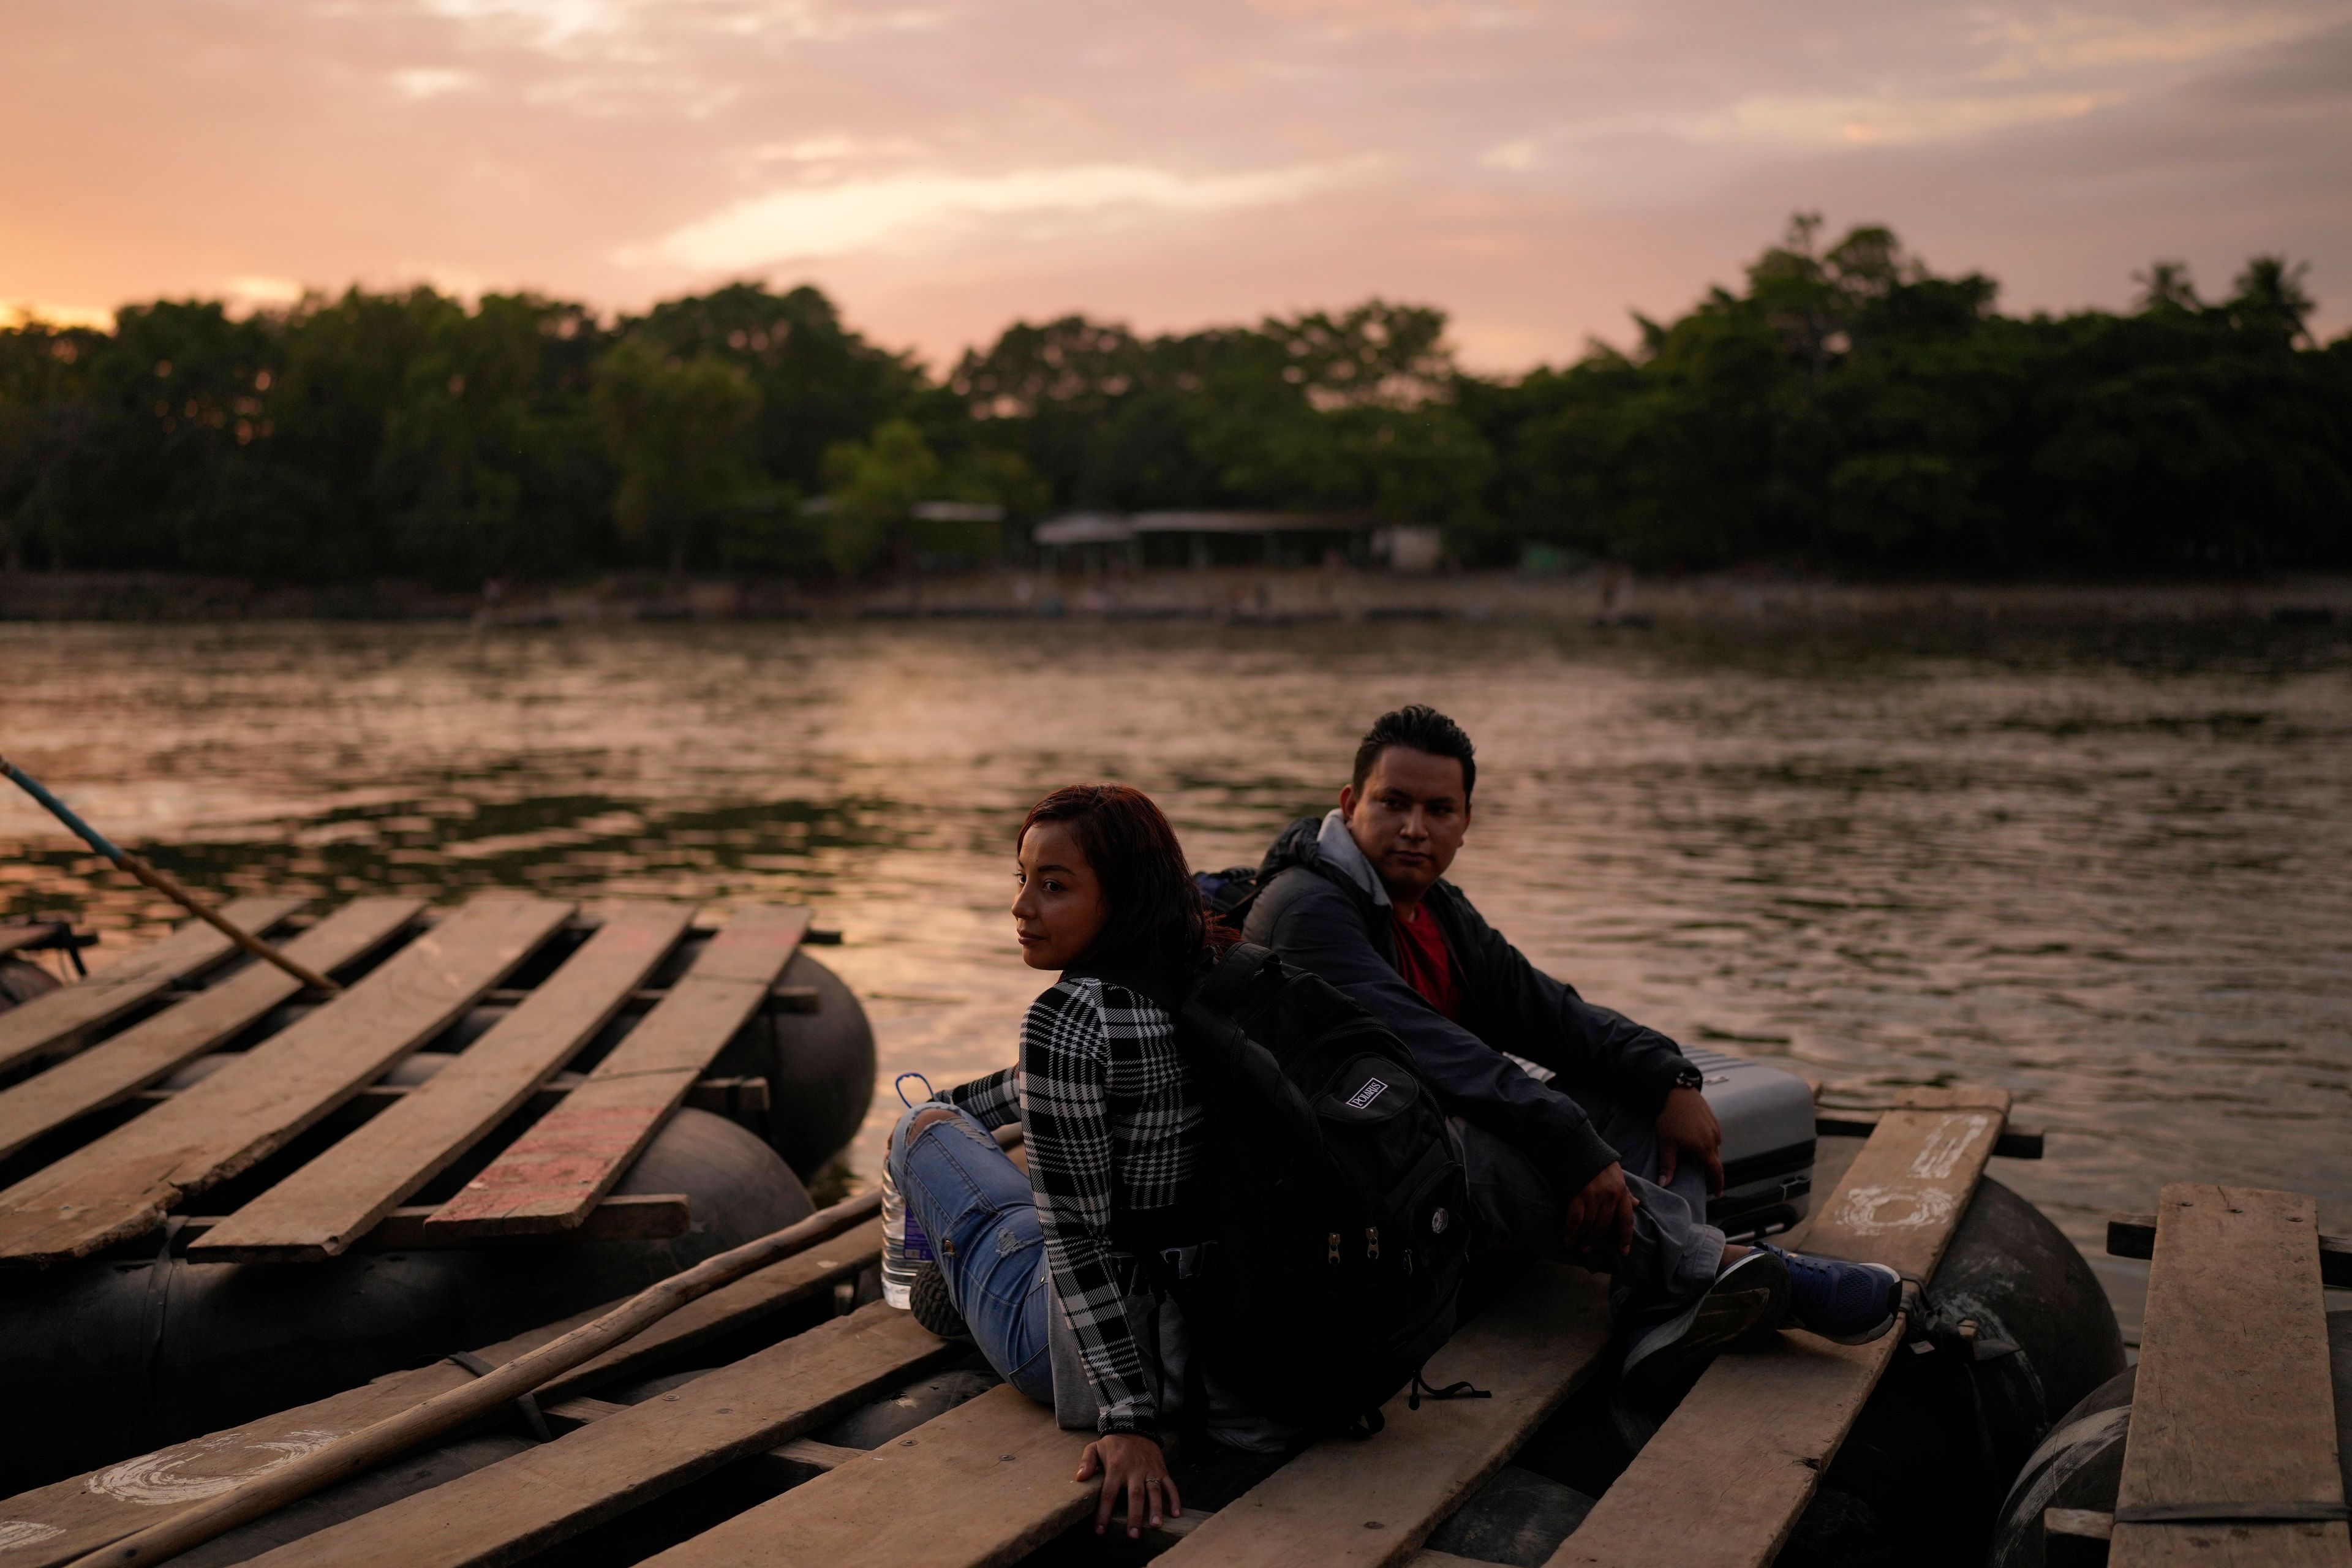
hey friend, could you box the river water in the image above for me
[2,617,2346,1336]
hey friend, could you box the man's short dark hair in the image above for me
[1352,705,1476,801]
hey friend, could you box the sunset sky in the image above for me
[6,0,2348,370]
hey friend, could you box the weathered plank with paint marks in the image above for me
[1159,1262,1611,1568]
[0,899,421,1163]
[0,897,305,1076]
[426,905,808,1237]
[0,896,573,1265]
[189,903,693,1261]
[0,1218,885,1568]
[639,1383,1094,1568]
[2109,1184,2351,1568]
[1548,1085,2011,1568]
[240,1304,959,1568]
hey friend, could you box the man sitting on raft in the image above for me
[1243,704,1904,1381]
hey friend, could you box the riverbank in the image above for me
[1,565,2346,628]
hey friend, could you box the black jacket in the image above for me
[1242,815,1691,1200]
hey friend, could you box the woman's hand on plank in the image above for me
[1076,1431,1180,1539]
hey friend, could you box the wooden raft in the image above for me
[0,1104,1994,1568]
[0,895,815,1268]
[0,1076,2042,1568]
[1550,1084,2011,1568]
[2094,1184,2351,1568]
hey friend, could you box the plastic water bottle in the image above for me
[880,1073,938,1310]
[879,1163,934,1310]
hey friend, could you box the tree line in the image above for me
[2,217,2345,584]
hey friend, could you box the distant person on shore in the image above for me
[1241,705,1905,1378]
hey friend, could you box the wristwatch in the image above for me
[1672,1063,1706,1092]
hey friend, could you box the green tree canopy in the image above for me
[592,341,763,576]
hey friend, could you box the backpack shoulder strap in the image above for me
[1185,942,1279,1017]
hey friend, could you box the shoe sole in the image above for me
[1622,1251,1792,1390]
[908,1264,973,1343]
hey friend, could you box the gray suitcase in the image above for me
[1502,1044,1817,1242]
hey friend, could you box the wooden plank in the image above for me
[638,1382,1093,1568]
[2109,1210,2352,1291]
[0,1218,883,1568]
[2109,1185,2351,1568]
[0,897,304,1075]
[1159,1262,1611,1568]
[1550,1085,2011,1568]
[135,1071,770,1120]
[1818,1110,2043,1160]
[478,984,821,1014]
[177,1192,692,1256]
[532,1216,884,1403]
[189,903,694,1261]
[0,895,573,1265]
[755,1436,869,1479]
[427,905,809,1237]
[0,921,90,958]
[235,1303,959,1568]
[0,899,421,1163]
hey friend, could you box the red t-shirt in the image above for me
[1390,902,1464,1022]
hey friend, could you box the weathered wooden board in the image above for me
[2109,1210,2352,1291]
[0,1218,884,1568]
[0,896,573,1265]
[0,899,421,1163]
[0,921,85,957]
[176,1192,691,1251]
[428,905,808,1237]
[1549,1085,2011,1568]
[0,897,305,1076]
[190,903,693,1261]
[238,1304,959,1568]
[1159,1262,1611,1568]
[532,1216,886,1404]
[638,1383,1095,1568]
[2109,1184,2351,1568]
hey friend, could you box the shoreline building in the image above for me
[1032,511,1442,572]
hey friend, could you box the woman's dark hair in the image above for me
[1018,783,1228,981]
[1352,704,1477,801]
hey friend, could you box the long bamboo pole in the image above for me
[70,1120,1018,1568]
[0,755,339,993]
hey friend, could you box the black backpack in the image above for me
[1162,941,1472,1432]
[1192,866,1261,940]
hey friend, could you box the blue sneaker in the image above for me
[1621,1247,1791,1390]
[1755,1245,1904,1343]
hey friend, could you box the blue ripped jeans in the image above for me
[886,1104,1055,1404]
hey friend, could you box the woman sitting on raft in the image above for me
[889,783,1246,1541]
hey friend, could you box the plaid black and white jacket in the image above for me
[944,976,1205,1438]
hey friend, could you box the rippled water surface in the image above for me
[3,617,2347,1335]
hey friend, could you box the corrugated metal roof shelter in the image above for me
[1033,510,1376,569]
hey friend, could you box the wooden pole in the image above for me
[0,756,340,994]
[69,1120,1020,1568]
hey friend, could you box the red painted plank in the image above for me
[424,906,809,1236]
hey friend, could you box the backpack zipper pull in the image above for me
[1327,1231,1341,1265]
[1366,1226,1380,1261]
